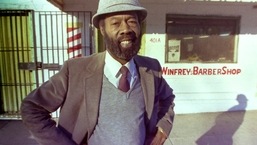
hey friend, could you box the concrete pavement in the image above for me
[167,110,257,145]
[0,110,256,145]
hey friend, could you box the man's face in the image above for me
[100,11,141,63]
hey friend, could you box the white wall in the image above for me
[141,1,257,114]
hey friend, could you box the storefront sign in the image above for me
[162,66,241,75]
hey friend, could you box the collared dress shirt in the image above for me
[104,51,138,89]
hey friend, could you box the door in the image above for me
[0,10,92,119]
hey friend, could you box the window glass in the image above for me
[165,14,240,63]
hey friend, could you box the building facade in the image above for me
[0,0,257,118]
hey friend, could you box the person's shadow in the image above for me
[196,94,248,145]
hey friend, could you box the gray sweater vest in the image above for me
[88,75,146,145]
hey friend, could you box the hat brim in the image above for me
[92,5,147,28]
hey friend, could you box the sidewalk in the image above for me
[0,110,256,145]
[168,110,257,145]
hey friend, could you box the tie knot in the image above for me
[120,66,129,76]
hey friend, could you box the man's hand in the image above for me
[149,127,168,145]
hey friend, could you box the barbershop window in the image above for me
[165,14,240,63]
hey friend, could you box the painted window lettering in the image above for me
[162,66,241,76]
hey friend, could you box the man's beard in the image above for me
[103,31,141,61]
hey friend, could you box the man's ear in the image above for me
[100,27,105,36]
[99,20,105,36]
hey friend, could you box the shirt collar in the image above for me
[105,51,137,78]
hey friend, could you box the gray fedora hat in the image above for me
[92,0,147,28]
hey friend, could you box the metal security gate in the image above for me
[0,10,34,119]
[0,10,92,119]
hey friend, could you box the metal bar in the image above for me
[89,11,92,55]
[10,12,19,113]
[66,12,69,58]
[38,12,45,85]
[50,13,55,76]
[3,14,10,113]
[19,11,26,97]
[72,12,75,57]
[45,13,50,81]
[55,12,60,68]
[50,13,54,64]
[0,14,5,113]
[0,83,34,86]
[61,12,65,62]
[32,11,39,88]
[26,12,33,92]
[14,12,22,112]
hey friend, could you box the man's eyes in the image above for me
[128,20,138,24]
[110,19,138,26]
[111,21,120,25]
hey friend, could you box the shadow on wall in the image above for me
[195,94,248,145]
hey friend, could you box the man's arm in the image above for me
[152,67,176,145]
[157,82,175,136]
[20,62,77,145]
[147,81,175,145]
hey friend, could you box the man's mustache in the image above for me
[118,33,137,42]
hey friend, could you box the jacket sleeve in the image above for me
[156,62,175,137]
[20,61,77,145]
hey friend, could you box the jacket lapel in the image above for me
[138,67,155,119]
[84,70,103,138]
[134,56,155,120]
[85,52,106,138]
[72,52,105,143]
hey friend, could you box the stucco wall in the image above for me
[141,1,257,113]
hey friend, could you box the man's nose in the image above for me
[120,22,132,35]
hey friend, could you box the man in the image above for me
[21,0,175,145]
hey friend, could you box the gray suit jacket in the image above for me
[21,51,175,145]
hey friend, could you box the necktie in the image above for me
[118,66,130,92]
